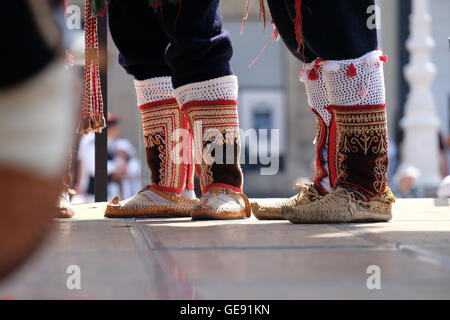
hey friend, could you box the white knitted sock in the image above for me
[321,50,386,106]
[134,76,174,105]
[173,75,238,107]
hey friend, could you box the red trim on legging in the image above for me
[181,99,237,112]
[138,98,178,110]
[202,183,242,195]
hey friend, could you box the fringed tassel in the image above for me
[241,0,305,67]
[308,68,319,81]
[149,0,179,10]
[78,0,106,135]
[248,22,279,69]
[241,0,266,33]
[149,0,181,29]
[240,0,250,34]
[306,58,325,81]
[90,0,107,17]
[294,0,306,67]
[259,0,266,28]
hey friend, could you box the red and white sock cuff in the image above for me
[173,75,238,108]
[134,76,174,106]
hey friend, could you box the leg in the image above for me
[266,0,317,63]
[151,0,234,89]
[252,0,329,220]
[284,0,378,61]
[153,1,250,219]
[105,0,198,218]
[280,0,394,223]
[107,0,172,80]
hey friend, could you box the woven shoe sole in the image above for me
[191,208,247,220]
[104,205,192,218]
[104,186,198,218]
[251,197,303,220]
[283,187,394,224]
[251,185,324,220]
[283,207,392,224]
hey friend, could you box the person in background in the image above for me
[437,175,450,198]
[391,165,423,198]
[73,114,141,203]
[110,138,141,200]
[438,132,448,178]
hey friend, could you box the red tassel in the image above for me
[241,0,250,34]
[308,68,319,81]
[79,0,106,135]
[259,0,266,28]
[313,58,326,70]
[379,55,388,63]
[241,0,266,33]
[295,0,304,52]
[347,63,357,77]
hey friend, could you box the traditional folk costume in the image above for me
[251,0,395,223]
[104,0,251,220]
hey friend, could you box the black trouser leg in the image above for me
[267,0,379,62]
[108,0,234,88]
[108,0,172,80]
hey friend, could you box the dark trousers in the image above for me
[108,0,233,89]
[1,0,58,88]
[267,0,378,63]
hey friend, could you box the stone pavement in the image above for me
[0,198,449,299]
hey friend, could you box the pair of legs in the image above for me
[105,0,250,220]
[253,0,395,223]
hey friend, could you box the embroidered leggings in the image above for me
[108,0,234,89]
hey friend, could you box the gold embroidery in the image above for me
[314,116,326,179]
[332,105,388,196]
[140,102,184,191]
[373,154,388,193]
[184,103,240,191]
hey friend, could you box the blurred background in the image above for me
[65,0,450,201]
